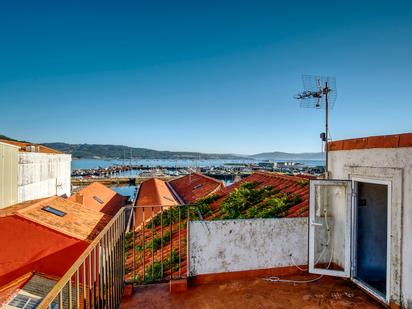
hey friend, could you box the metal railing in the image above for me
[125,205,192,285]
[38,203,197,308]
[38,209,126,309]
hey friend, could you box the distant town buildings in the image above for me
[0,139,71,208]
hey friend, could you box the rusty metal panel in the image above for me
[0,142,19,208]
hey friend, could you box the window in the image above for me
[193,184,203,190]
[93,196,104,204]
[42,206,66,217]
[8,294,40,309]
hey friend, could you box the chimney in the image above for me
[74,193,84,205]
[233,175,242,183]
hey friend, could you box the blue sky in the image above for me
[1,1,411,154]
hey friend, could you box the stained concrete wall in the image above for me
[329,147,412,306]
[188,218,308,276]
[18,152,71,202]
[0,142,19,208]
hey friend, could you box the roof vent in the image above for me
[25,145,37,152]
[93,196,104,204]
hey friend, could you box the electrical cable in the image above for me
[264,203,333,284]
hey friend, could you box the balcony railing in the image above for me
[125,205,192,285]
[38,209,126,309]
[38,204,196,308]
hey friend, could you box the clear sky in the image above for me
[1,1,411,154]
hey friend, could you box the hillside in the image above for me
[42,142,243,160]
[250,151,323,160]
[1,134,323,160]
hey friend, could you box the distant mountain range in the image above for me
[42,142,243,160]
[1,134,323,160]
[249,151,323,160]
[42,142,323,161]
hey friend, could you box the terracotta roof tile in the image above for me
[328,132,412,151]
[10,196,110,241]
[209,171,309,218]
[126,172,310,281]
[135,178,179,206]
[0,139,63,154]
[69,182,127,216]
[168,173,224,204]
[0,215,89,287]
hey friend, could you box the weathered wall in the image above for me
[189,218,308,276]
[0,143,19,208]
[329,147,412,306]
[18,153,71,202]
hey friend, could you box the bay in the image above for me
[71,158,324,170]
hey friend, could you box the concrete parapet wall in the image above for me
[188,218,308,276]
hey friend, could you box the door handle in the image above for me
[310,220,323,227]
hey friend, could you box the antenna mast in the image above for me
[295,75,337,178]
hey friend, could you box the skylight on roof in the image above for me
[8,294,41,309]
[42,206,66,217]
[193,184,203,190]
[93,196,104,204]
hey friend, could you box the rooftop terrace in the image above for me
[121,274,384,309]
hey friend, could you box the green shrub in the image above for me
[164,249,180,272]
[143,261,163,283]
[220,182,277,219]
[220,182,303,220]
[296,179,309,187]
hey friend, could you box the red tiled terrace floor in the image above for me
[121,274,384,309]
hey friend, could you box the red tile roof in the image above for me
[1,196,111,241]
[0,215,88,287]
[0,190,122,288]
[168,173,224,204]
[0,139,63,154]
[135,178,179,206]
[208,171,310,218]
[125,172,310,282]
[69,182,127,216]
[328,132,412,151]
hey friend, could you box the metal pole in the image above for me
[325,81,329,178]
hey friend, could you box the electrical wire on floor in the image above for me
[264,207,333,284]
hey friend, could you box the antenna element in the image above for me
[295,75,337,177]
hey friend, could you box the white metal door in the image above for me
[309,180,352,277]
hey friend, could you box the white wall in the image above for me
[188,218,308,276]
[329,147,412,306]
[0,143,19,208]
[18,152,71,202]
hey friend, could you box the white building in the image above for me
[0,141,19,208]
[308,132,412,307]
[0,139,71,204]
[187,133,412,308]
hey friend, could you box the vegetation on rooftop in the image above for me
[133,249,181,284]
[126,181,306,284]
[220,182,302,219]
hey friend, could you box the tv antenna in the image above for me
[295,75,337,177]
